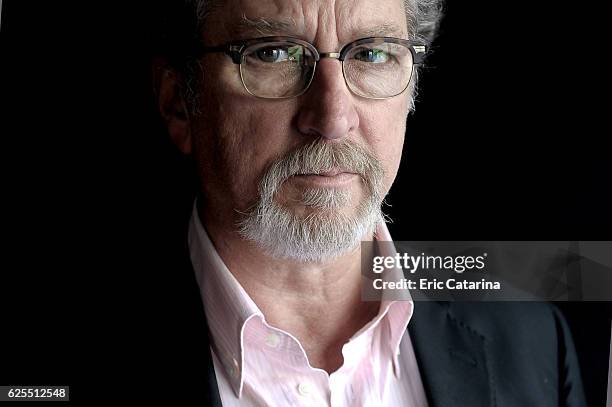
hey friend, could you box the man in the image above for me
[152,0,587,405]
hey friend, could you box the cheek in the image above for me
[195,92,298,210]
[358,99,408,191]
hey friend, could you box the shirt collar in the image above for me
[188,200,414,396]
[188,201,261,397]
[372,221,414,378]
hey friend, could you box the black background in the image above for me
[2,0,610,405]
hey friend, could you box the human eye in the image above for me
[255,46,290,63]
[352,48,390,63]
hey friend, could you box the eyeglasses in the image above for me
[197,36,426,99]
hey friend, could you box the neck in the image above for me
[199,202,380,373]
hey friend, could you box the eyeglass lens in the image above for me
[239,40,414,99]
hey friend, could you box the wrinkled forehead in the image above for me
[203,0,408,45]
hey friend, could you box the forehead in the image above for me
[204,0,408,44]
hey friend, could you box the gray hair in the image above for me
[236,137,386,262]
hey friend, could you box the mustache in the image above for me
[258,138,385,198]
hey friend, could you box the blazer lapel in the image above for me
[183,243,224,407]
[408,301,494,407]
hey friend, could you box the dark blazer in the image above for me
[120,241,587,406]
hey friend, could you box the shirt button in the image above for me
[264,333,280,348]
[297,382,312,396]
[230,358,240,378]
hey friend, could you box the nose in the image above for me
[296,58,359,141]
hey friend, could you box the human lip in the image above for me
[291,169,358,186]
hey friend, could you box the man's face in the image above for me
[189,0,411,260]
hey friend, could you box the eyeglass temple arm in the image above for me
[197,44,243,64]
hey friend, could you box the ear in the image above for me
[152,59,193,155]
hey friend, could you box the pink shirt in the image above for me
[189,203,429,407]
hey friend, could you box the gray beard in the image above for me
[236,139,387,263]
